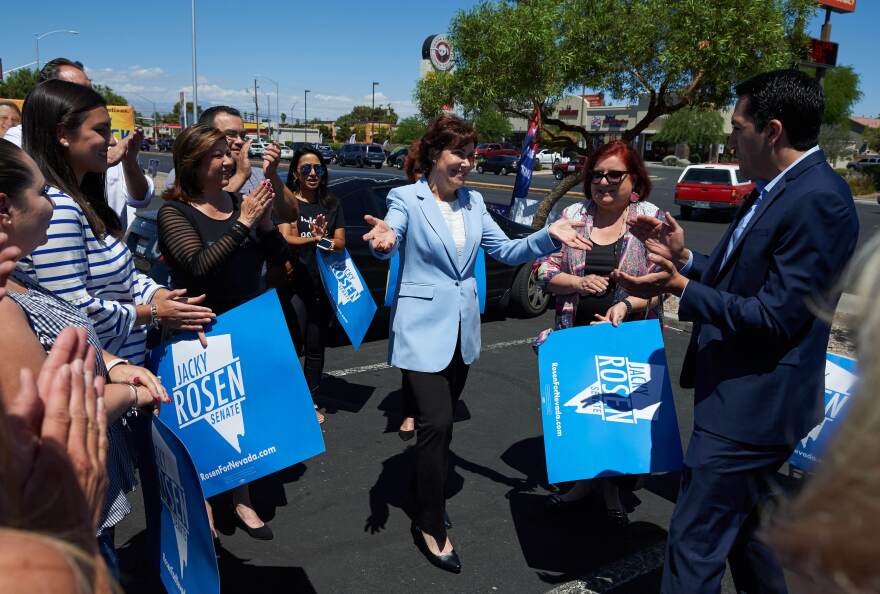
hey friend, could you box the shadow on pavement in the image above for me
[216,543,317,593]
[212,463,308,533]
[316,375,375,414]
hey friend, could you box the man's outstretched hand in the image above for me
[612,251,688,298]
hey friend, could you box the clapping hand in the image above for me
[612,251,685,298]
[262,143,281,177]
[238,180,274,228]
[4,327,108,552]
[548,218,593,251]
[310,213,328,240]
[106,128,144,168]
[154,288,216,347]
[0,232,22,301]
[362,215,397,252]
[628,211,687,265]
[575,274,609,296]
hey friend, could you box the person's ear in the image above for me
[766,119,785,147]
[0,192,12,228]
[56,125,72,149]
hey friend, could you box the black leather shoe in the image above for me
[606,509,629,527]
[544,493,583,511]
[398,428,415,441]
[235,514,274,540]
[444,511,452,530]
[411,524,461,574]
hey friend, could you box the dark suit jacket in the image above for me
[679,149,858,447]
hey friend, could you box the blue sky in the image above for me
[2,1,878,121]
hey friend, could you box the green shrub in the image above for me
[863,165,880,188]
[662,155,679,166]
[689,154,702,164]
[846,173,876,196]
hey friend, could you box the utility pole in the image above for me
[253,79,260,139]
[305,89,310,143]
[190,0,199,123]
[266,94,271,138]
[816,6,832,83]
[371,82,379,144]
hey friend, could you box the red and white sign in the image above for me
[817,0,855,12]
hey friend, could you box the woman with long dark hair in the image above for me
[363,115,591,572]
[275,146,346,423]
[17,80,209,570]
[158,124,290,540]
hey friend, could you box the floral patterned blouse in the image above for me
[534,199,666,346]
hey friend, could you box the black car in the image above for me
[476,155,520,175]
[387,147,409,169]
[126,176,550,317]
[316,144,336,163]
[337,143,385,168]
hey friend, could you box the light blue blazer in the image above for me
[370,178,559,373]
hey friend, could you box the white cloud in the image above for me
[313,94,355,105]
[364,91,389,103]
[129,66,164,79]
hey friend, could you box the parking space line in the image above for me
[326,337,535,378]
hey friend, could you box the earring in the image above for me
[629,191,640,203]
[61,140,69,147]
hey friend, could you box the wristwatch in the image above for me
[150,303,160,329]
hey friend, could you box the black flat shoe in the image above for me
[444,511,452,530]
[544,493,583,511]
[398,428,415,441]
[235,514,274,540]
[411,524,461,574]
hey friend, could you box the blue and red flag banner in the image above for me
[150,416,220,594]
[538,320,684,483]
[150,290,325,497]
[316,248,377,349]
[509,107,541,225]
[789,352,857,472]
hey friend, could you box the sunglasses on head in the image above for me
[299,163,326,177]
[589,170,629,184]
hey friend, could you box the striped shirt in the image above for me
[6,271,136,533]
[16,187,163,365]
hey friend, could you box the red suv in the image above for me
[475,142,518,160]
[553,155,587,180]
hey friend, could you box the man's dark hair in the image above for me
[198,105,242,127]
[735,69,824,151]
[37,57,85,83]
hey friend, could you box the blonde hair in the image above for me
[765,232,880,593]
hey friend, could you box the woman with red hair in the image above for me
[535,140,667,523]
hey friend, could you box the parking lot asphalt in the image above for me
[114,305,723,594]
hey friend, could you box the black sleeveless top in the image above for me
[574,238,623,326]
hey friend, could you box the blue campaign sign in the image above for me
[151,417,219,594]
[151,290,325,497]
[316,247,377,349]
[384,249,487,312]
[538,320,684,484]
[789,352,858,472]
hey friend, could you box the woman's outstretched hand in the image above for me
[362,215,397,252]
[548,219,593,251]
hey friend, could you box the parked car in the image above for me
[140,138,153,151]
[248,139,271,158]
[316,144,336,163]
[125,175,550,317]
[156,137,174,152]
[552,154,587,180]
[847,155,880,170]
[475,142,518,160]
[387,147,409,169]
[476,155,520,175]
[674,164,755,220]
[279,145,294,160]
[535,148,563,165]
[337,143,385,168]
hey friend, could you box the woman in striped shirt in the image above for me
[15,80,214,569]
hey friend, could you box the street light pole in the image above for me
[372,81,379,143]
[191,0,199,123]
[255,75,280,139]
[34,29,79,71]
[305,89,310,142]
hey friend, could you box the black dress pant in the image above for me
[401,340,469,545]
[279,283,332,394]
[661,427,793,594]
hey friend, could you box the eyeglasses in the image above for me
[299,164,326,177]
[588,170,630,184]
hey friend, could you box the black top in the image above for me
[286,198,345,295]
[574,238,622,326]
[157,195,290,314]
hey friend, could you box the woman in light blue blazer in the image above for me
[364,115,591,573]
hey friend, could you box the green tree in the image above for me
[317,124,332,141]
[280,112,287,124]
[415,0,815,227]
[818,122,853,165]
[821,65,862,126]
[0,68,39,99]
[337,105,399,126]
[473,107,512,142]
[864,126,880,153]
[654,107,725,159]
[336,122,353,142]
[93,84,128,105]
[169,101,203,124]
[392,116,427,145]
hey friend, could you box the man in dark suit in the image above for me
[614,69,859,593]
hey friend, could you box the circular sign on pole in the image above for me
[423,34,454,72]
